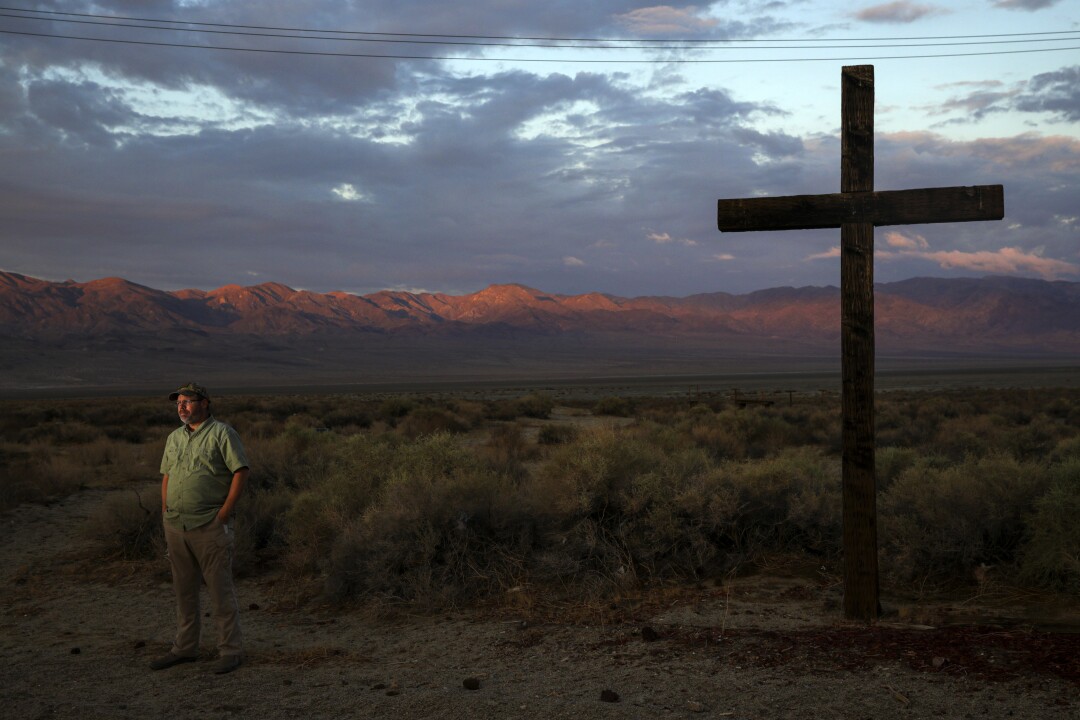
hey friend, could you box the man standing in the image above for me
[150,383,250,674]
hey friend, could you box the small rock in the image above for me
[463,677,481,691]
[932,656,949,669]
[600,689,620,703]
[687,701,706,713]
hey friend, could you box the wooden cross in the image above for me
[716,65,1004,621]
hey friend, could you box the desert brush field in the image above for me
[2,380,1079,718]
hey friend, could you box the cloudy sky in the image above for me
[1,1,1078,297]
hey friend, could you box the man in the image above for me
[150,382,250,675]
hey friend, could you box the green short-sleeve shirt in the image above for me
[160,417,249,530]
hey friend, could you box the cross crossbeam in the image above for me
[717,185,1003,232]
[715,65,1004,621]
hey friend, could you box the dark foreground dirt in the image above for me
[2,486,1078,720]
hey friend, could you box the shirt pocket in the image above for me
[162,445,180,473]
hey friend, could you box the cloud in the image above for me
[928,65,1080,125]
[883,231,929,251]
[806,246,841,261]
[648,231,698,247]
[1,3,1078,298]
[930,89,1015,121]
[614,5,719,35]
[1014,66,1080,122]
[811,230,1080,281]
[331,183,366,202]
[918,247,1080,279]
[992,0,1062,10]
[877,231,1080,280]
[853,1,946,23]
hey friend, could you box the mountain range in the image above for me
[2,271,1079,393]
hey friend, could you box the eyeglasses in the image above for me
[176,399,205,407]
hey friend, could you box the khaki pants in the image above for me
[164,520,243,658]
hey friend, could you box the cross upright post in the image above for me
[716,65,1004,621]
[839,65,879,622]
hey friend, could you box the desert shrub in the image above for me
[782,405,841,450]
[535,426,668,516]
[483,393,556,421]
[875,446,921,491]
[84,487,164,561]
[527,427,842,591]
[527,429,712,591]
[537,423,577,445]
[878,452,1050,584]
[396,407,469,439]
[1043,397,1074,421]
[377,397,415,424]
[442,399,486,428]
[245,426,337,490]
[933,415,996,460]
[104,424,147,443]
[1004,414,1064,461]
[593,396,633,417]
[11,386,1080,607]
[233,486,292,577]
[1049,436,1080,462]
[708,448,842,560]
[282,434,399,572]
[483,422,535,478]
[0,449,85,511]
[516,392,555,419]
[878,394,955,448]
[17,420,104,445]
[1019,459,1080,591]
[322,433,531,606]
[320,407,372,430]
[682,407,796,460]
[484,399,521,421]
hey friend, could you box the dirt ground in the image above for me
[2,485,1078,720]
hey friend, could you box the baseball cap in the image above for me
[169,382,211,401]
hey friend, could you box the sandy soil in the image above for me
[2,486,1077,720]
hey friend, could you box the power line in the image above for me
[3,27,1078,63]
[1,4,1078,45]
[2,11,1078,51]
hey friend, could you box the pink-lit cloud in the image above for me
[806,246,841,261]
[853,1,946,24]
[615,5,719,35]
[919,247,1080,278]
[883,231,929,250]
[813,230,1080,280]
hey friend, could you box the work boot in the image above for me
[149,652,197,671]
[212,654,242,674]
